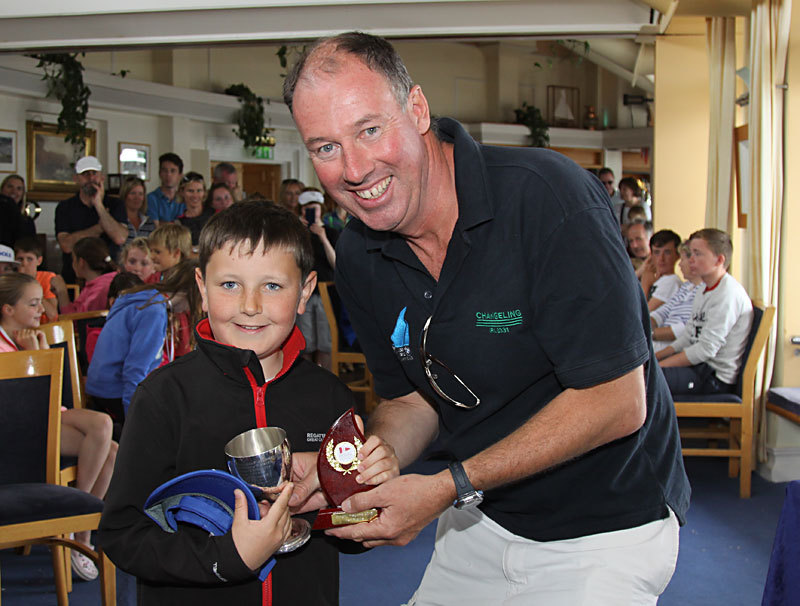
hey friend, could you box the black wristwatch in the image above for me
[448,461,484,510]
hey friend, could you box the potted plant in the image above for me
[225,83,275,153]
[514,103,550,148]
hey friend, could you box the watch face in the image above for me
[455,490,484,510]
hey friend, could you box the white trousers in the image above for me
[406,506,679,606]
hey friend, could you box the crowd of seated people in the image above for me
[0,151,269,588]
[595,168,754,401]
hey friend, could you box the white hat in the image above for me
[0,244,20,264]
[75,156,103,174]
[298,191,324,206]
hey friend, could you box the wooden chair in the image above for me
[65,284,80,302]
[318,281,377,413]
[39,320,84,488]
[0,349,116,605]
[58,310,109,375]
[673,301,775,498]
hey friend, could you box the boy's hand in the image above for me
[352,413,399,486]
[288,452,328,513]
[355,435,400,486]
[231,484,293,572]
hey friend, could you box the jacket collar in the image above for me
[194,318,306,386]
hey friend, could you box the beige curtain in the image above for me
[746,0,791,460]
[705,17,737,232]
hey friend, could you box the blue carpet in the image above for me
[0,458,789,605]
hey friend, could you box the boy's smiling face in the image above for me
[195,240,316,378]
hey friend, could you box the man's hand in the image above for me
[326,472,454,548]
[231,484,293,571]
[89,180,106,210]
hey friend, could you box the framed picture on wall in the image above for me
[118,142,150,180]
[547,86,580,128]
[26,122,97,199]
[0,129,17,173]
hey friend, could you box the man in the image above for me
[55,156,127,283]
[639,229,683,312]
[279,178,305,213]
[285,32,689,604]
[147,152,184,223]
[628,219,653,273]
[598,167,622,213]
[212,162,244,202]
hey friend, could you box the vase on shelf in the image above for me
[583,106,598,130]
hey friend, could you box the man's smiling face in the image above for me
[291,53,432,236]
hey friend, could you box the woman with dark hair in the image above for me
[58,237,117,313]
[617,176,652,224]
[0,174,36,245]
[120,176,156,244]
[176,172,213,248]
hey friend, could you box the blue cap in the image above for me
[144,469,275,581]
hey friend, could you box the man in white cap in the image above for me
[55,156,127,283]
[0,244,21,274]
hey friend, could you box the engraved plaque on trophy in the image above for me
[312,408,379,530]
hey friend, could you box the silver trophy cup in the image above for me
[224,427,310,553]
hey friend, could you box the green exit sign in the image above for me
[254,146,274,159]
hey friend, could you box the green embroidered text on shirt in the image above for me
[475,310,523,333]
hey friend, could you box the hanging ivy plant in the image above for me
[31,53,91,149]
[276,45,307,78]
[225,83,274,153]
[514,102,550,148]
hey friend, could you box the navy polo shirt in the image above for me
[55,193,126,281]
[335,118,689,542]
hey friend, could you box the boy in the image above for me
[99,201,397,604]
[14,236,68,323]
[639,229,683,312]
[650,240,704,353]
[657,228,753,396]
[147,152,185,223]
[148,223,192,276]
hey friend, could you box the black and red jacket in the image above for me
[99,319,356,605]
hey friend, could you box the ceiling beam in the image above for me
[0,1,654,52]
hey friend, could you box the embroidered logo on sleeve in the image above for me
[475,310,523,333]
[391,306,413,361]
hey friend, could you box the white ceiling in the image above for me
[0,1,657,51]
[0,0,750,94]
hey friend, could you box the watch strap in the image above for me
[448,460,475,498]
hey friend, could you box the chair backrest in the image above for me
[318,281,345,352]
[39,320,83,409]
[59,310,108,374]
[738,301,775,398]
[0,349,64,485]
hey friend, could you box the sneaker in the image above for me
[71,548,99,581]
